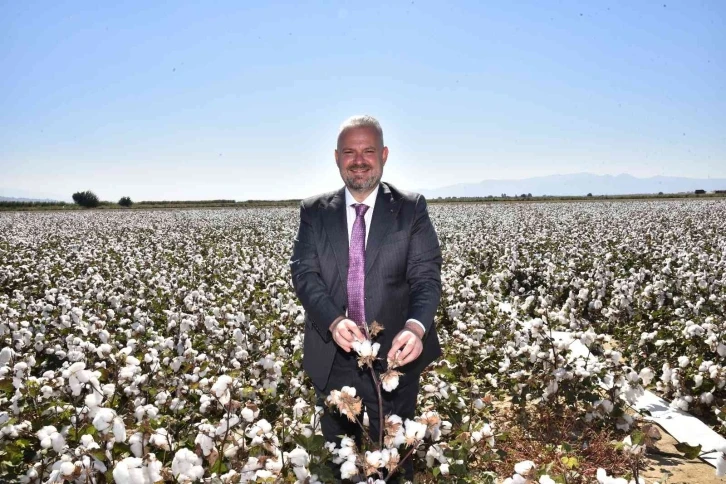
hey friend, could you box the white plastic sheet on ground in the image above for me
[551,331,726,469]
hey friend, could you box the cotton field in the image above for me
[1,200,725,483]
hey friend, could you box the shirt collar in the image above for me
[344,184,380,210]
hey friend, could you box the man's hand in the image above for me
[387,322,424,367]
[329,317,366,352]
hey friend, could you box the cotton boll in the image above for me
[700,392,714,405]
[670,397,689,412]
[149,428,172,451]
[241,407,255,422]
[258,419,272,433]
[92,408,116,433]
[194,424,216,456]
[113,416,127,442]
[171,448,204,482]
[381,371,400,392]
[129,432,146,458]
[503,474,527,484]
[50,433,66,453]
[340,460,358,480]
[113,457,144,484]
[0,347,14,366]
[404,419,426,445]
[598,399,614,414]
[211,375,233,404]
[60,461,76,476]
[292,398,308,419]
[286,447,309,467]
[37,426,58,449]
[145,456,163,483]
[694,374,704,388]
[513,460,535,475]
[85,390,104,409]
[216,414,240,436]
[422,384,437,394]
[264,455,283,473]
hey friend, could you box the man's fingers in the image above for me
[338,328,355,343]
[387,335,406,359]
[347,323,365,342]
[399,345,420,366]
[398,337,415,361]
[334,333,352,352]
[333,320,366,352]
[394,333,423,365]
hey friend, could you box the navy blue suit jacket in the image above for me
[290,182,442,390]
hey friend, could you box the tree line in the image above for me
[71,191,132,208]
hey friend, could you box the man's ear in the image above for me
[334,149,340,168]
[381,146,389,166]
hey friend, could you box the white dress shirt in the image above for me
[344,185,379,246]
[343,185,426,335]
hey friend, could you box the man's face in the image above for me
[335,126,388,194]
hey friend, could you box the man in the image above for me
[290,115,442,481]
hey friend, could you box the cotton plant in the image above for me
[1,201,725,482]
[500,460,560,484]
[324,388,445,481]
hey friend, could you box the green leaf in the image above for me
[310,462,335,482]
[210,459,228,474]
[14,439,30,449]
[293,434,308,448]
[451,462,467,476]
[675,442,702,460]
[114,442,131,457]
[0,379,14,393]
[630,430,645,446]
[310,435,326,451]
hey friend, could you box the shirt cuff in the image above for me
[406,319,426,335]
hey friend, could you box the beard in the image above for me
[343,167,382,192]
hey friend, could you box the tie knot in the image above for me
[353,203,369,217]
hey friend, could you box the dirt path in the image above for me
[642,425,724,483]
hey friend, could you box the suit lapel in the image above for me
[321,188,349,292]
[365,183,401,275]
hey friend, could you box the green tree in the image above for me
[72,191,100,208]
[118,196,133,207]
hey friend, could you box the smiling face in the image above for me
[335,126,389,201]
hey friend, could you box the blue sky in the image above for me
[1,0,724,201]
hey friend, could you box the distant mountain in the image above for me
[0,196,63,202]
[0,187,69,202]
[420,173,726,198]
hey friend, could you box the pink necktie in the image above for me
[347,203,368,329]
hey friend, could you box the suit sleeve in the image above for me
[290,201,342,343]
[405,195,442,334]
